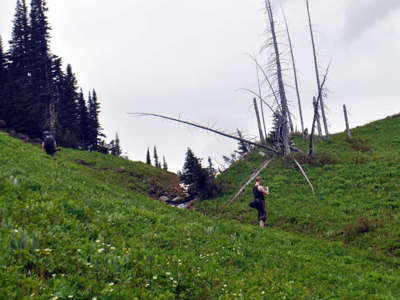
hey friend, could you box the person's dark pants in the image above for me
[45,146,55,157]
[249,198,266,222]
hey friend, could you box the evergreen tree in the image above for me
[162,156,168,171]
[180,148,208,199]
[268,111,285,151]
[28,0,53,137]
[56,63,80,147]
[5,0,33,133]
[146,148,151,165]
[77,89,89,149]
[0,36,7,121]
[8,0,29,73]
[110,133,121,156]
[236,129,251,155]
[153,146,161,168]
[207,157,216,178]
[87,89,102,151]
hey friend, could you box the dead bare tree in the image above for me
[306,0,329,140]
[343,104,351,139]
[281,6,305,137]
[256,64,268,139]
[313,97,323,141]
[253,98,266,144]
[309,63,331,156]
[264,0,291,156]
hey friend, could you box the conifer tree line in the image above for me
[146,146,168,171]
[0,0,111,153]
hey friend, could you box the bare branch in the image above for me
[129,112,279,154]
[293,158,315,195]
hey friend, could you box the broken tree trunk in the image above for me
[265,0,291,156]
[219,158,273,215]
[254,98,266,145]
[313,97,323,141]
[256,64,268,139]
[306,0,330,140]
[308,64,331,156]
[343,104,351,139]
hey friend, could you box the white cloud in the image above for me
[343,0,400,43]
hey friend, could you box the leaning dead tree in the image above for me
[130,113,279,154]
[130,112,316,209]
[281,6,305,137]
[306,0,330,140]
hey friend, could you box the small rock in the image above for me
[118,166,126,173]
[159,196,170,202]
[170,196,184,203]
[16,133,29,142]
[31,138,42,144]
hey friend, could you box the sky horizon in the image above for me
[1,0,400,172]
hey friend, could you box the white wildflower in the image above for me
[110,246,116,250]
[108,282,114,286]
[153,276,157,280]
[68,296,73,299]
[96,240,100,243]
[97,248,104,253]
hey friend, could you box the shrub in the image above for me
[346,138,373,152]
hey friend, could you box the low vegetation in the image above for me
[195,115,400,258]
[1,116,400,299]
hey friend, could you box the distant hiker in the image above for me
[42,131,57,156]
[249,176,269,228]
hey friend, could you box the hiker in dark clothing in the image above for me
[249,176,269,228]
[42,131,57,156]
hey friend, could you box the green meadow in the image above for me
[1,116,400,299]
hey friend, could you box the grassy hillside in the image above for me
[1,127,400,299]
[195,115,400,257]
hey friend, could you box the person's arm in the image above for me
[54,140,57,149]
[258,185,270,195]
[41,142,45,152]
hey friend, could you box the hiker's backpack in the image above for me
[43,133,55,152]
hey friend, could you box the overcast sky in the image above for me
[1,0,400,171]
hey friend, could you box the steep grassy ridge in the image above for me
[195,115,400,256]
[1,130,400,299]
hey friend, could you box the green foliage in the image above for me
[196,116,400,259]
[1,118,400,299]
[181,148,220,200]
